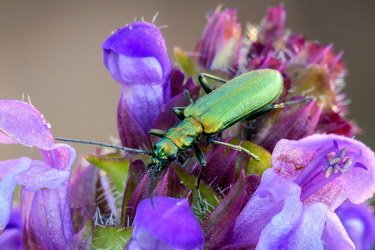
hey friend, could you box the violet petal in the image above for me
[128,197,204,250]
[117,92,149,148]
[322,209,355,249]
[103,22,171,86]
[196,7,241,71]
[118,83,165,134]
[0,158,31,231]
[336,201,375,250]
[15,160,70,191]
[69,159,99,231]
[258,5,287,46]
[21,187,74,249]
[0,100,54,150]
[103,22,172,137]
[230,169,302,247]
[21,144,76,249]
[272,134,375,209]
[0,209,22,249]
[257,203,326,249]
[0,132,16,144]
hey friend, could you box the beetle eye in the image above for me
[168,154,177,161]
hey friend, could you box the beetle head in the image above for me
[147,158,169,180]
[147,138,179,180]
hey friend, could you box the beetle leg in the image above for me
[198,73,227,94]
[148,129,167,138]
[183,90,194,104]
[172,107,186,120]
[210,139,260,161]
[193,143,207,189]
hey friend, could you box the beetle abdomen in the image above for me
[184,69,283,134]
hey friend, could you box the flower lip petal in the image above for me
[131,197,204,249]
[0,100,54,150]
[230,169,302,247]
[102,21,171,85]
[336,201,375,250]
[272,134,375,209]
[0,209,22,249]
[41,143,76,171]
[0,157,32,231]
[14,160,71,191]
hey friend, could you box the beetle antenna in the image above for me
[55,137,153,155]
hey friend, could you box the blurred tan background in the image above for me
[1,0,375,160]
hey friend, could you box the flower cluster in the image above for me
[1,4,374,250]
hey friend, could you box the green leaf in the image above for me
[230,139,272,176]
[171,164,221,221]
[174,47,197,77]
[85,154,130,193]
[92,226,132,249]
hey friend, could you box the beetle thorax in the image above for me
[165,117,203,150]
[154,138,179,161]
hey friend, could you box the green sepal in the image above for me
[174,47,197,77]
[85,153,130,193]
[230,139,271,176]
[92,226,132,249]
[171,164,221,221]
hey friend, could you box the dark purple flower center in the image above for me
[293,141,367,202]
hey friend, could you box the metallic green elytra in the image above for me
[148,69,283,181]
[184,69,283,134]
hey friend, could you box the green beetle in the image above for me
[58,69,304,187]
[146,68,284,185]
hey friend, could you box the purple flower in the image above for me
[288,42,348,115]
[0,100,76,248]
[127,197,204,250]
[257,5,286,46]
[336,201,375,250]
[195,7,242,72]
[238,5,359,151]
[245,5,289,72]
[102,22,172,147]
[0,209,22,249]
[272,134,375,207]
[229,134,375,248]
